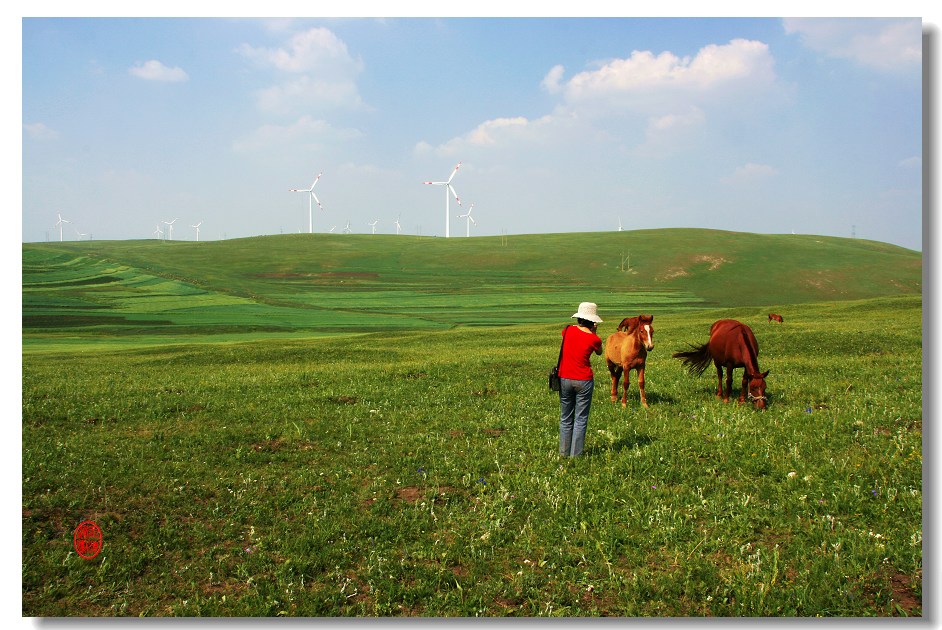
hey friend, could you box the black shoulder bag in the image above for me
[548,325,571,392]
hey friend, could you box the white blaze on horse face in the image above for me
[643,324,654,349]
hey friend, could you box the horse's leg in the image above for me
[620,364,630,408]
[724,365,734,403]
[608,361,621,403]
[738,370,749,404]
[637,366,648,408]
[714,362,725,400]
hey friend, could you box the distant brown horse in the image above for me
[672,319,769,409]
[605,315,654,408]
[768,313,784,323]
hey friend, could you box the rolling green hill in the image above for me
[22,229,921,350]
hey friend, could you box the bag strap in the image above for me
[556,325,571,369]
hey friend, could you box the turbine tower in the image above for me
[191,221,202,242]
[153,223,164,240]
[458,203,476,237]
[368,220,379,235]
[424,162,462,238]
[343,220,352,234]
[394,214,402,235]
[55,212,71,242]
[162,218,178,240]
[289,172,323,234]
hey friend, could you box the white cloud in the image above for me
[237,27,362,77]
[562,39,775,107]
[723,162,779,185]
[24,122,58,140]
[466,117,532,146]
[638,107,706,156]
[898,156,921,169]
[238,27,365,114]
[128,60,189,82]
[423,39,776,158]
[783,18,921,72]
[542,64,565,94]
[416,114,559,157]
[254,75,365,114]
[232,115,362,154]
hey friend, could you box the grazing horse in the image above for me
[672,319,769,409]
[605,315,654,408]
[768,313,784,323]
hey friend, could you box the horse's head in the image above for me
[638,314,654,351]
[747,370,769,409]
[617,314,654,350]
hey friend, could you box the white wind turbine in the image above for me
[618,217,624,232]
[289,172,323,234]
[191,221,202,241]
[458,203,476,237]
[368,220,379,235]
[55,212,71,242]
[153,223,164,240]
[163,218,178,240]
[424,161,462,238]
[343,220,352,234]
[394,214,402,235]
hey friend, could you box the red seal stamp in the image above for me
[73,520,103,560]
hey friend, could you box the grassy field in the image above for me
[22,230,922,616]
[23,229,920,351]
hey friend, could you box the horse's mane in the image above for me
[617,314,653,333]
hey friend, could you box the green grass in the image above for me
[22,295,922,616]
[23,229,920,351]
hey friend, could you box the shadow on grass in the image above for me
[584,432,655,456]
[601,391,678,406]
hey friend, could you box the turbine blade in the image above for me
[447,162,461,183]
[312,192,323,210]
[448,184,462,206]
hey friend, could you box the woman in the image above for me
[558,302,603,457]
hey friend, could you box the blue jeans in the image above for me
[559,378,594,456]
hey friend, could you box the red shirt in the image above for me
[558,325,602,381]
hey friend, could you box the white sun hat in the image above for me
[571,302,603,324]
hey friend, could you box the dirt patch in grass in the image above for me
[252,438,285,452]
[395,486,424,504]
[890,571,921,616]
[329,395,358,405]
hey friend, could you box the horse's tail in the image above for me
[672,343,713,376]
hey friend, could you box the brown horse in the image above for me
[605,315,654,408]
[768,313,784,323]
[672,319,769,409]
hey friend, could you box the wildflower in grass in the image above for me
[787,471,797,479]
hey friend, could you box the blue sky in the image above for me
[19,12,928,250]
